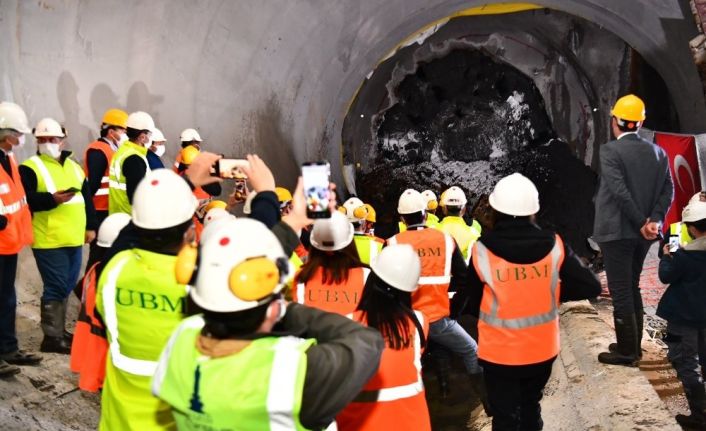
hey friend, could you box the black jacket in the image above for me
[657,237,706,328]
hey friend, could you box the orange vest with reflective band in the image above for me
[337,310,431,431]
[388,227,455,322]
[471,235,565,366]
[0,153,33,254]
[293,267,369,315]
[83,140,115,211]
[70,262,108,392]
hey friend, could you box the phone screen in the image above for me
[212,159,249,179]
[668,236,680,252]
[302,162,331,218]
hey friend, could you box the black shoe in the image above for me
[599,314,639,367]
[675,412,706,429]
[608,343,643,359]
[0,349,42,366]
[40,336,71,354]
[0,359,20,378]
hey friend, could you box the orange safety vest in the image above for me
[0,152,33,254]
[471,235,565,366]
[336,310,431,431]
[293,267,369,315]
[388,227,455,322]
[70,262,108,392]
[83,140,115,211]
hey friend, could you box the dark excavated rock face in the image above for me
[360,48,597,257]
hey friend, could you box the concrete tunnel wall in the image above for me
[0,0,704,194]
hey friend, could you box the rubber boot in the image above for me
[40,300,71,354]
[675,383,706,429]
[469,372,493,417]
[62,299,73,344]
[598,314,639,366]
[609,310,644,359]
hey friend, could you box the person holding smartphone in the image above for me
[19,117,97,354]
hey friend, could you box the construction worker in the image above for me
[275,186,293,215]
[439,186,482,262]
[657,198,706,429]
[152,217,384,430]
[202,200,234,227]
[70,212,131,392]
[466,173,600,430]
[594,94,673,366]
[667,191,706,249]
[341,197,384,266]
[20,118,97,354]
[0,102,41,376]
[337,244,431,431]
[293,211,369,315]
[421,189,440,227]
[387,189,487,405]
[176,145,221,202]
[83,108,128,269]
[362,203,377,235]
[172,128,202,172]
[108,111,154,215]
[96,169,198,430]
[147,127,166,170]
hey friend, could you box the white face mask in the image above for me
[144,138,153,148]
[118,133,127,147]
[38,143,62,159]
[154,145,166,157]
[16,135,26,148]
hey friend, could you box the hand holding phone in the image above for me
[210,159,250,179]
[302,161,331,219]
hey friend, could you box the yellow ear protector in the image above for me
[427,200,439,211]
[353,205,368,220]
[337,206,347,215]
[175,241,290,301]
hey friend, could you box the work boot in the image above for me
[469,372,493,417]
[0,359,20,378]
[40,300,71,354]
[608,313,644,359]
[676,384,706,429]
[598,314,639,366]
[62,299,74,344]
[0,349,42,366]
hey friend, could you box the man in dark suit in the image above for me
[593,94,673,366]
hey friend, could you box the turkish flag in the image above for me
[654,132,702,234]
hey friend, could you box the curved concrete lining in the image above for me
[0,0,703,188]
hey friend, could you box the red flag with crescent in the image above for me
[654,132,702,234]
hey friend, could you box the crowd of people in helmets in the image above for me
[0,92,705,431]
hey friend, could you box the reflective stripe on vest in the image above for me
[109,141,148,214]
[95,176,110,195]
[29,155,85,205]
[84,141,115,210]
[101,256,158,376]
[0,195,27,215]
[0,153,33,253]
[473,240,562,329]
[390,233,453,285]
[268,337,308,430]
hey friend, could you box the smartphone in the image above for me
[63,187,80,193]
[668,235,680,253]
[211,159,249,179]
[302,161,331,219]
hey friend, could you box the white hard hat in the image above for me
[488,173,540,216]
[0,102,31,133]
[310,211,354,251]
[370,244,420,292]
[397,189,426,214]
[191,218,288,313]
[203,207,234,226]
[96,213,131,247]
[682,200,706,222]
[441,186,467,207]
[421,190,437,202]
[689,192,705,204]
[342,197,367,223]
[180,128,202,142]
[151,127,166,142]
[126,111,155,131]
[132,169,198,229]
[243,191,257,215]
[33,118,65,138]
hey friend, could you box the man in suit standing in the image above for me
[593,94,673,366]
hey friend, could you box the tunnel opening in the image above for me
[342,8,680,258]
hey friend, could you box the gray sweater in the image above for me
[593,133,673,242]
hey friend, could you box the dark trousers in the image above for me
[485,365,553,431]
[0,253,18,354]
[86,210,108,270]
[33,247,82,302]
[599,238,652,316]
[665,322,706,389]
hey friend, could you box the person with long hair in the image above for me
[293,211,369,315]
[337,244,431,431]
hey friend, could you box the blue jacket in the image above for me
[657,237,706,328]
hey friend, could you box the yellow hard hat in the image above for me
[275,187,292,203]
[180,145,201,165]
[610,94,646,122]
[363,203,376,223]
[204,200,228,213]
[101,109,128,128]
